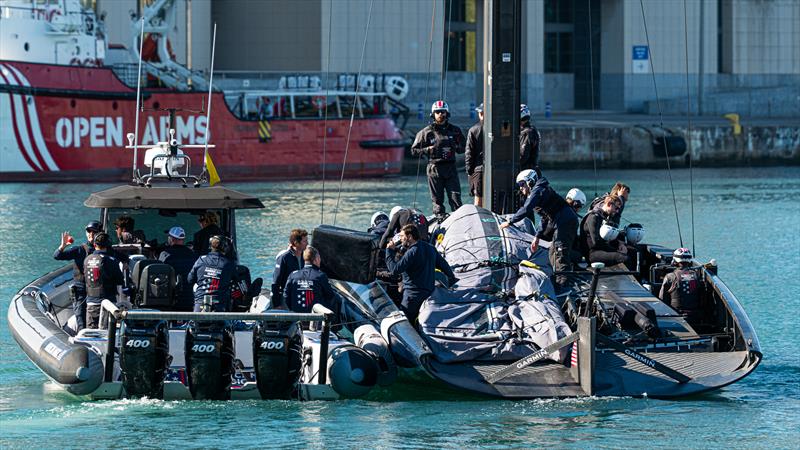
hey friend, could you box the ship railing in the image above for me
[224,89,391,120]
[140,152,198,186]
[99,299,336,385]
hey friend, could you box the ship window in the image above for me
[24,43,29,52]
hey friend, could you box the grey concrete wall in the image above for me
[537,124,800,169]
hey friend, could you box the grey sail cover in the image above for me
[434,205,550,291]
[418,263,570,364]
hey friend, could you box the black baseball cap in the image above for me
[85,220,103,232]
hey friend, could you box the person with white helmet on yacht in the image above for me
[579,194,631,267]
[379,206,429,249]
[499,169,579,292]
[368,211,390,236]
[519,104,541,170]
[659,247,704,322]
[411,100,466,219]
[537,187,587,267]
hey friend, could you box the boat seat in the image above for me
[131,260,176,308]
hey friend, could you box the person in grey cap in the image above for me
[158,226,198,311]
[465,103,485,207]
[54,220,102,331]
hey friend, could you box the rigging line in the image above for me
[132,18,145,181]
[320,0,334,225]
[682,0,696,255]
[587,0,599,198]
[333,0,375,226]
[442,0,454,99]
[639,0,684,248]
[413,0,438,209]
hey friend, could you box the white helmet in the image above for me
[624,223,645,245]
[599,220,620,241]
[371,211,388,227]
[515,169,538,188]
[520,104,531,120]
[389,206,403,222]
[566,188,587,208]
[430,100,449,115]
[673,247,693,263]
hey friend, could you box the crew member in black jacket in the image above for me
[270,228,307,308]
[580,195,630,267]
[519,104,541,170]
[83,233,124,329]
[385,224,457,323]
[379,206,429,249]
[465,103,485,207]
[158,226,198,311]
[411,100,466,218]
[500,169,578,292]
[54,220,103,331]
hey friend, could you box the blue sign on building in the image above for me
[632,45,649,60]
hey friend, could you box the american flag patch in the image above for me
[570,343,578,368]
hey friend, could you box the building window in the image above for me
[545,32,573,73]
[544,0,575,73]
[444,0,478,72]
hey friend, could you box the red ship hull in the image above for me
[0,61,405,182]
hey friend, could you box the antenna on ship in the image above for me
[131,17,145,182]
[200,23,218,186]
[124,20,216,187]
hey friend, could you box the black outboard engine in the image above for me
[119,319,170,398]
[252,321,303,399]
[185,321,234,400]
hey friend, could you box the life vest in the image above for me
[84,252,118,299]
[666,268,702,312]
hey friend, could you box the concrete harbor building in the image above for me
[96,0,799,117]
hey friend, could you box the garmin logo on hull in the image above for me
[624,349,656,368]
[54,115,208,148]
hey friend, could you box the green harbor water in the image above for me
[1,167,798,448]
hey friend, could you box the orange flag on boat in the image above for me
[206,153,221,186]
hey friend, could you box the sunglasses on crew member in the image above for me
[433,110,447,114]
[516,180,527,188]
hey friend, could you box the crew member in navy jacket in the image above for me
[83,233,124,329]
[385,224,457,323]
[187,235,235,312]
[283,246,338,315]
[500,169,578,292]
[270,228,307,308]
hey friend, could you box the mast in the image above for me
[482,0,522,215]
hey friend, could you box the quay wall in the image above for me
[402,124,800,173]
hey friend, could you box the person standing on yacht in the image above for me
[499,169,578,292]
[519,104,541,171]
[411,100,466,220]
[659,248,704,321]
[270,229,308,308]
[465,103,485,207]
[385,224,457,323]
